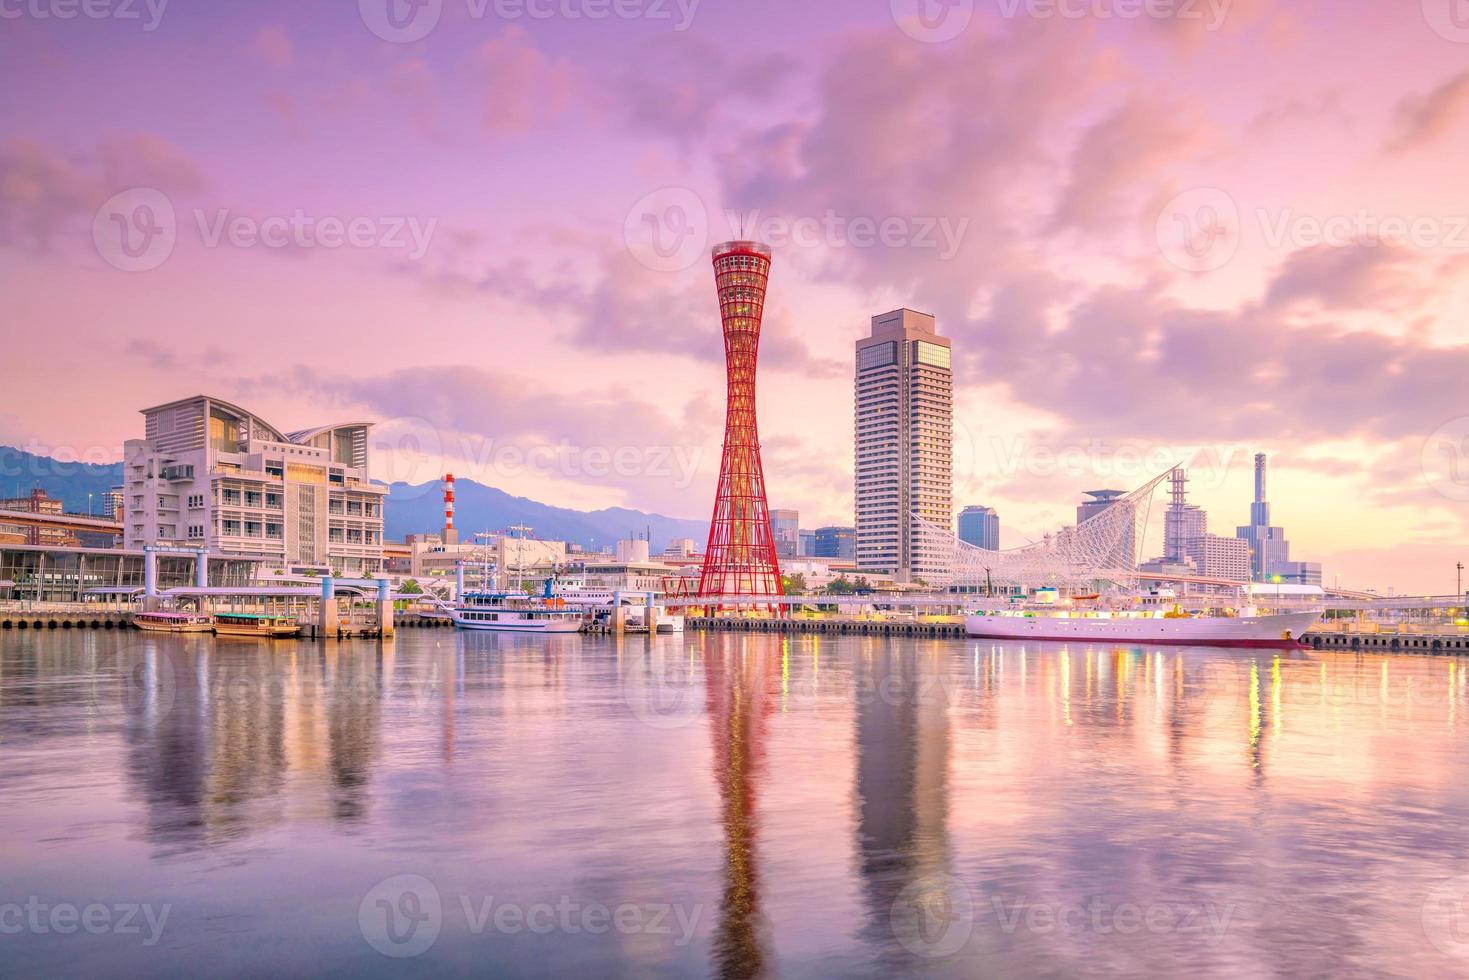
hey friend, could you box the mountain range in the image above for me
[0,447,708,551]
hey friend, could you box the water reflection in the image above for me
[5,632,1469,976]
[705,639,775,979]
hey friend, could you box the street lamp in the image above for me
[87,493,93,517]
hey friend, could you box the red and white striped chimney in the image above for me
[443,473,458,544]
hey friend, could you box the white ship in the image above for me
[964,592,1321,648]
[450,593,584,634]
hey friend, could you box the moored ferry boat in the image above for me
[451,593,584,633]
[132,611,214,633]
[964,597,1321,648]
[212,613,302,638]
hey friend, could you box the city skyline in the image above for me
[3,1,1468,594]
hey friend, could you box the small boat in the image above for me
[132,610,213,633]
[451,593,584,633]
[212,613,302,638]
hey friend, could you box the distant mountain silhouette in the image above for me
[384,479,707,552]
[0,446,123,513]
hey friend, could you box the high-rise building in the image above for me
[1235,453,1321,584]
[0,489,78,547]
[957,505,999,551]
[123,395,386,576]
[854,309,952,583]
[1187,534,1251,583]
[1077,490,1136,569]
[698,241,783,597]
[814,525,857,560]
[770,509,800,559]
[1164,467,1207,563]
[797,529,815,557]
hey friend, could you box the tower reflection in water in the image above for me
[704,638,777,979]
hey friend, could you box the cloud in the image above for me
[1385,70,1469,153]
[473,28,578,134]
[250,25,293,69]
[615,36,797,145]
[1264,244,1429,312]
[0,134,202,248]
[952,247,1469,445]
[1048,99,1211,232]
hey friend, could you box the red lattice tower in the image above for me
[698,241,784,599]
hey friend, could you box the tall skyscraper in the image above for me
[1235,453,1322,585]
[770,509,800,558]
[1164,467,1207,563]
[854,309,952,583]
[957,505,1000,550]
[699,241,783,597]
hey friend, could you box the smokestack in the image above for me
[1254,453,1267,504]
[443,473,458,545]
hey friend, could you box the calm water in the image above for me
[3,630,1469,978]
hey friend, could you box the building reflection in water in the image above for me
[705,637,777,980]
[853,641,953,963]
[118,637,386,850]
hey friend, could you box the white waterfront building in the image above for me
[854,309,953,584]
[123,395,386,576]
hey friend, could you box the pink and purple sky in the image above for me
[2,0,1467,593]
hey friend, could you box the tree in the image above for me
[826,576,855,595]
[399,579,424,595]
[782,573,808,595]
[853,576,872,594]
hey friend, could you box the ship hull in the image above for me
[964,610,1321,648]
